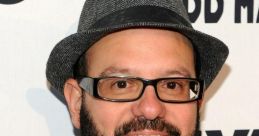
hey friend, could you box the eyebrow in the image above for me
[163,69,193,78]
[99,66,193,78]
[99,67,133,77]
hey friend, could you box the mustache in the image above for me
[114,117,181,136]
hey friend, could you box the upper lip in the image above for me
[125,129,168,136]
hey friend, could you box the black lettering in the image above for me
[257,8,259,23]
[183,0,201,23]
[235,0,254,23]
[252,129,259,136]
[203,129,259,136]
[206,130,223,136]
[0,0,23,4]
[233,130,249,136]
[205,0,224,23]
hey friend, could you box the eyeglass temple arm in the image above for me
[79,78,95,96]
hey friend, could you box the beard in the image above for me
[80,97,200,136]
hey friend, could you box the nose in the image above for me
[131,86,166,120]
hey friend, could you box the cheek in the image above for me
[85,95,133,135]
[165,103,197,133]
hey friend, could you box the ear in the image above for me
[64,78,82,129]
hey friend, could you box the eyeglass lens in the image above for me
[96,77,200,102]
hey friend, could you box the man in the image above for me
[46,0,229,136]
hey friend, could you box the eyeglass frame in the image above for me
[76,76,204,103]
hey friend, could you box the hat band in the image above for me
[87,5,192,31]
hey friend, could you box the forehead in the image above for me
[86,28,195,78]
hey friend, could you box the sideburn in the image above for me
[80,94,100,136]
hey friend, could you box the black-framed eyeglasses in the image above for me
[77,76,204,103]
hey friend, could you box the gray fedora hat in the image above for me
[46,0,229,95]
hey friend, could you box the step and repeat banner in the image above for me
[0,0,258,136]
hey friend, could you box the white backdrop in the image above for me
[0,0,258,136]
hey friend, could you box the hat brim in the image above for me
[46,6,229,95]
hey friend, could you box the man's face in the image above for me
[65,29,198,136]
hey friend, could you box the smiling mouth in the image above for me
[125,129,169,136]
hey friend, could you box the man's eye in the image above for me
[115,80,127,88]
[167,82,177,89]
